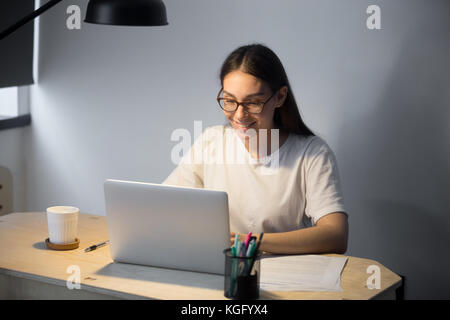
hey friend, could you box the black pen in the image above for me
[247,233,264,276]
[84,240,110,252]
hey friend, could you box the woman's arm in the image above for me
[230,212,348,255]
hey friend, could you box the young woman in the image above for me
[164,44,348,255]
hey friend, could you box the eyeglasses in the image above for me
[216,87,278,114]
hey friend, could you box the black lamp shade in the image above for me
[84,0,168,26]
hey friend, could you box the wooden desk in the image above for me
[0,212,402,300]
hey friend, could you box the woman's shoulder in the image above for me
[287,134,336,164]
[289,133,328,152]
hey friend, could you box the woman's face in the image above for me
[221,70,286,137]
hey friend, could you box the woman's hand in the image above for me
[229,232,239,246]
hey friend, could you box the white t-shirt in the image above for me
[163,125,347,234]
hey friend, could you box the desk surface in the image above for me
[0,212,401,300]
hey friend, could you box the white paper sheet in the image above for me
[259,254,348,292]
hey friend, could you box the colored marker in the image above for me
[246,239,255,257]
[244,232,252,249]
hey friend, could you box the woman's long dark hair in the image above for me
[219,43,315,137]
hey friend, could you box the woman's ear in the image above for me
[275,86,288,108]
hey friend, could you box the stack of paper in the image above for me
[260,255,348,292]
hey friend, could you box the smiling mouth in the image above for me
[233,121,255,128]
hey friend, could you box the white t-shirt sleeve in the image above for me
[304,137,348,225]
[162,131,204,188]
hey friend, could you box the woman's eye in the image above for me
[223,100,235,106]
[244,102,261,107]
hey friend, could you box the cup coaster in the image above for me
[45,238,80,250]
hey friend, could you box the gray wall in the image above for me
[17,0,450,298]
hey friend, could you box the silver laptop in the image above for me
[104,179,230,275]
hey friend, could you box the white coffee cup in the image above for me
[46,206,79,244]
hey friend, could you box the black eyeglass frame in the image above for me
[216,87,279,114]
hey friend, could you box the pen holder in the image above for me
[223,248,261,300]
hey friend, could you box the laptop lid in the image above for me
[104,179,230,275]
